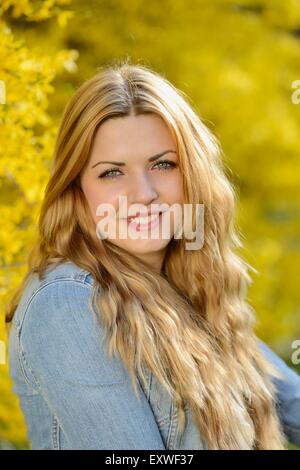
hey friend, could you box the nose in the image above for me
[127,171,158,205]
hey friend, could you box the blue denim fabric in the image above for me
[8,261,300,450]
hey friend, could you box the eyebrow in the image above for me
[91,150,177,169]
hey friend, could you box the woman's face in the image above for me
[80,113,183,272]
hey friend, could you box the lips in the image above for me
[127,211,163,232]
[127,211,162,223]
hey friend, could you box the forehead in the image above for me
[89,113,176,163]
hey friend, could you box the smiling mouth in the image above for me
[126,211,163,231]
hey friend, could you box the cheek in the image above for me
[84,184,121,225]
[161,172,183,202]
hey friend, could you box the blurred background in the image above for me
[0,0,299,450]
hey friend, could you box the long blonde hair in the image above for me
[6,60,286,449]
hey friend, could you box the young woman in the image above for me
[6,62,300,450]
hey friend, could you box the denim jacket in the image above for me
[8,261,300,450]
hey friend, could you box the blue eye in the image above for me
[98,169,122,179]
[154,160,177,170]
[98,160,177,179]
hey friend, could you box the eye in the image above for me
[98,168,123,179]
[98,160,177,180]
[153,160,177,171]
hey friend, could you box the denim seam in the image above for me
[156,415,172,426]
[147,370,153,401]
[52,414,60,450]
[16,278,93,332]
[16,279,93,390]
[166,400,178,450]
[18,348,41,391]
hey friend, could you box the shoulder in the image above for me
[35,259,94,288]
[13,261,129,389]
[12,260,97,335]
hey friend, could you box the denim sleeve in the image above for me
[258,340,300,447]
[18,280,166,450]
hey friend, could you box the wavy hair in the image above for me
[6,60,286,449]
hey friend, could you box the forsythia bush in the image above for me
[0,0,74,23]
[1,0,300,449]
[0,0,77,447]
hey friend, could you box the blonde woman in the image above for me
[6,62,300,450]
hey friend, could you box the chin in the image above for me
[115,238,171,254]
